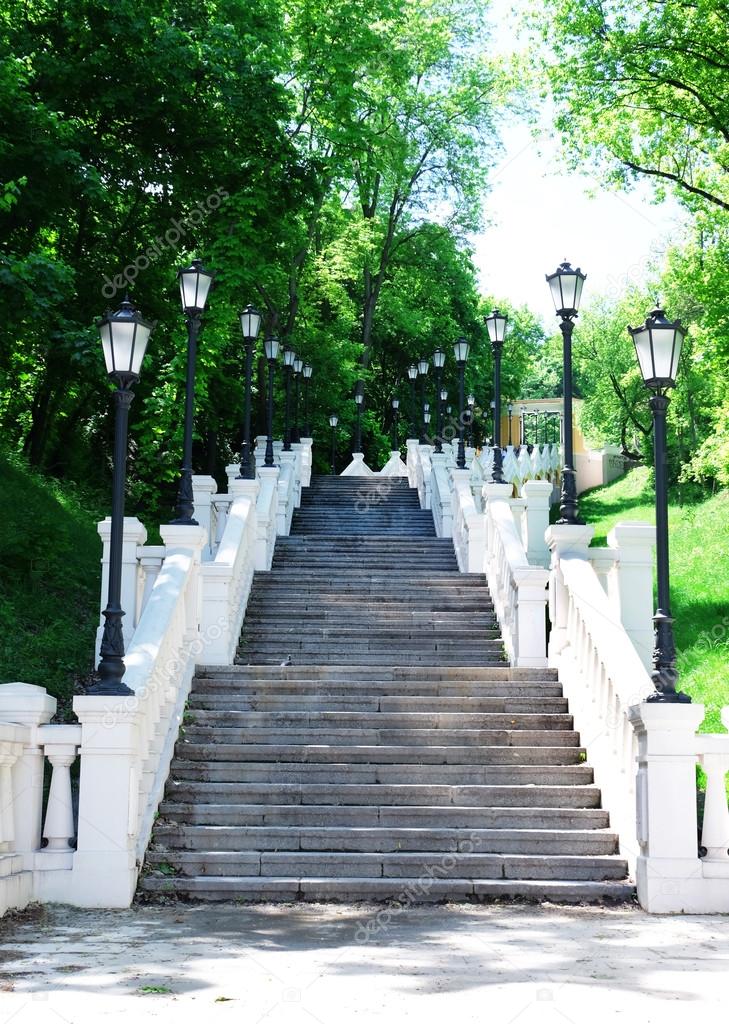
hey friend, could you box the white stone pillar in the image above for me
[628,702,705,913]
[513,566,550,667]
[96,517,148,664]
[256,467,280,569]
[192,474,217,542]
[159,524,207,644]
[406,439,420,488]
[71,697,145,907]
[0,683,56,868]
[606,522,657,672]
[521,479,553,568]
[299,437,313,487]
[545,524,594,664]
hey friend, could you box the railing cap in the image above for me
[0,682,56,725]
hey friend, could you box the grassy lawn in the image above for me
[0,453,103,719]
[578,467,729,733]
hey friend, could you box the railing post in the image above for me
[628,702,705,913]
[521,479,553,567]
[482,482,512,574]
[71,697,145,908]
[406,438,420,489]
[0,683,56,868]
[96,516,147,662]
[545,524,594,665]
[256,466,280,569]
[191,475,218,554]
[606,523,657,673]
[699,736,729,868]
[513,566,550,667]
[299,437,313,488]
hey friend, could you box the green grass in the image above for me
[578,467,729,733]
[0,453,103,718]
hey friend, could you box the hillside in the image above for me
[0,454,103,719]
[579,467,729,732]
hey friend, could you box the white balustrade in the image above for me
[0,442,310,914]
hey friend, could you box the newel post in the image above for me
[628,702,705,913]
[96,516,147,662]
[606,522,656,672]
[513,566,550,667]
[521,479,553,567]
[545,524,594,664]
[191,475,218,552]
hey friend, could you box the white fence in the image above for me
[0,440,310,913]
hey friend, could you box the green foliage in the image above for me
[580,467,729,733]
[0,452,103,715]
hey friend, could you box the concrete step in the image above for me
[187,696,569,712]
[173,743,585,765]
[179,727,579,748]
[188,683,564,699]
[138,873,634,903]
[169,760,589,784]
[240,628,502,643]
[150,817,616,848]
[234,655,508,667]
[144,849,626,881]
[184,711,573,730]
[195,665,556,680]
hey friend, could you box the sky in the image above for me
[471,0,687,325]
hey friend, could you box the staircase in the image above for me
[139,476,632,903]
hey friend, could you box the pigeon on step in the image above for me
[280,655,293,666]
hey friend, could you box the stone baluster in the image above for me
[699,713,729,867]
[39,724,81,852]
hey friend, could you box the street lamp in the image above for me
[93,297,154,695]
[353,387,364,452]
[418,357,429,444]
[237,303,262,479]
[628,306,690,703]
[302,364,313,436]
[432,348,446,453]
[292,356,304,443]
[263,336,280,466]
[407,364,418,439]
[329,414,338,474]
[453,337,470,469]
[172,258,214,524]
[546,260,586,523]
[282,346,295,450]
[485,307,508,483]
[391,396,400,450]
[507,402,513,445]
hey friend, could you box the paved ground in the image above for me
[0,901,728,1023]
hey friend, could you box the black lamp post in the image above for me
[353,387,364,452]
[172,258,214,524]
[485,307,508,483]
[391,397,400,450]
[263,336,280,466]
[329,414,338,474]
[489,400,496,446]
[292,356,303,443]
[418,357,429,443]
[303,363,313,436]
[407,364,418,439]
[432,348,446,453]
[453,337,470,469]
[93,298,154,695]
[237,303,262,480]
[507,402,513,445]
[628,306,690,704]
[467,393,475,448]
[520,404,526,446]
[282,346,295,451]
[546,260,586,524]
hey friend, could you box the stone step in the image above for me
[235,654,508,667]
[190,682,563,698]
[242,613,498,627]
[238,638,504,653]
[159,781,600,809]
[149,819,616,850]
[184,711,573,730]
[187,696,568,713]
[179,726,578,748]
[144,849,626,881]
[166,763,593,789]
[195,665,558,680]
[174,743,584,765]
[240,628,501,643]
[138,874,634,903]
